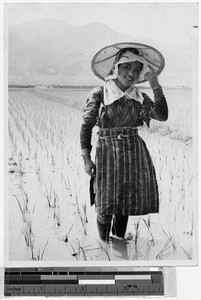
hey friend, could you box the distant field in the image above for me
[14,86,192,141]
[7,87,197,262]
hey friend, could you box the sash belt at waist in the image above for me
[98,127,138,140]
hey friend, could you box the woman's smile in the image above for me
[126,77,134,82]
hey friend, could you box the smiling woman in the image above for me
[80,42,168,244]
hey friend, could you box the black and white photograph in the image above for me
[5,1,198,266]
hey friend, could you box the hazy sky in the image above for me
[5,2,198,47]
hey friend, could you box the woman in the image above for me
[80,43,168,242]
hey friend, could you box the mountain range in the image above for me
[8,19,193,87]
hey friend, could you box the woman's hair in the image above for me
[113,47,140,65]
[107,47,143,77]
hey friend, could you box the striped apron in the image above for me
[94,127,159,216]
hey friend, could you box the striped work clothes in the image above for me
[80,86,168,216]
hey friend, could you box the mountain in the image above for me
[8,19,192,87]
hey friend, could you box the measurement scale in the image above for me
[4,267,164,296]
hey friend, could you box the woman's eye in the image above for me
[134,70,140,75]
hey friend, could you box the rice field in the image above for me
[7,87,197,263]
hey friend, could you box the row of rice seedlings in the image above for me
[9,91,82,164]
[14,188,50,261]
[145,132,194,244]
[8,94,72,253]
[9,98,53,258]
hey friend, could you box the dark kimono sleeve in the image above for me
[141,86,168,126]
[80,86,103,153]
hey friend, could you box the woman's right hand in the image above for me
[84,158,96,177]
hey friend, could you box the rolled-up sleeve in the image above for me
[80,86,103,151]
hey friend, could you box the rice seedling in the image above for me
[35,161,42,182]
[96,239,111,261]
[142,239,155,260]
[76,242,102,261]
[27,138,31,156]
[61,172,72,197]
[51,153,56,172]
[142,218,155,244]
[30,240,49,261]
[68,240,79,260]
[18,152,25,177]
[62,221,77,243]
[133,218,142,247]
[181,247,192,260]
[187,210,193,236]
[43,183,55,208]
[82,202,88,224]
[53,192,61,226]
[74,194,87,235]
[13,193,35,248]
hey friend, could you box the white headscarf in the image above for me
[103,51,150,106]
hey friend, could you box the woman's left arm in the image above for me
[144,66,168,121]
[150,86,168,121]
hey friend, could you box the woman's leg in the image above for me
[112,215,129,238]
[97,214,112,242]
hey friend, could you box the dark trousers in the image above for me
[97,214,128,241]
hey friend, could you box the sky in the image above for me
[5,2,198,48]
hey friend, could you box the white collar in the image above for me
[103,80,143,106]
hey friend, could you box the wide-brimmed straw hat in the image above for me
[91,42,165,84]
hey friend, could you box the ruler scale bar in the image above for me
[4,268,164,296]
[5,284,164,296]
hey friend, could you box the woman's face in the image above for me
[115,61,142,91]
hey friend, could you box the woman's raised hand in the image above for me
[144,65,160,90]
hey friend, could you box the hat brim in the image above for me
[91,42,165,84]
